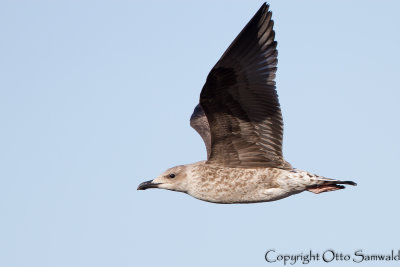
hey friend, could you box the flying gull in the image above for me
[137,3,356,203]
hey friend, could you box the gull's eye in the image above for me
[169,173,176,178]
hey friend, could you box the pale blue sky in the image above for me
[1,0,400,266]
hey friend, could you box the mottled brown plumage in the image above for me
[137,3,356,203]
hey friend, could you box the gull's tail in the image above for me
[307,179,357,194]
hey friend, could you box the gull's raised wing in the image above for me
[198,3,291,169]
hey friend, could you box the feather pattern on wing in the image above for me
[196,3,291,169]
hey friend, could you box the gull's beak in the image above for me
[137,180,161,190]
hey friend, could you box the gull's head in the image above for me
[137,165,189,193]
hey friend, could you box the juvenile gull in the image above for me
[137,3,356,203]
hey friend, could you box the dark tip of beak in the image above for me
[137,180,161,190]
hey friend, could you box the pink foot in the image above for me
[307,184,345,194]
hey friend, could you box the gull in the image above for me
[137,3,356,203]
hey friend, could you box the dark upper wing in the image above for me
[199,3,291,169]
[190,104,211,159]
